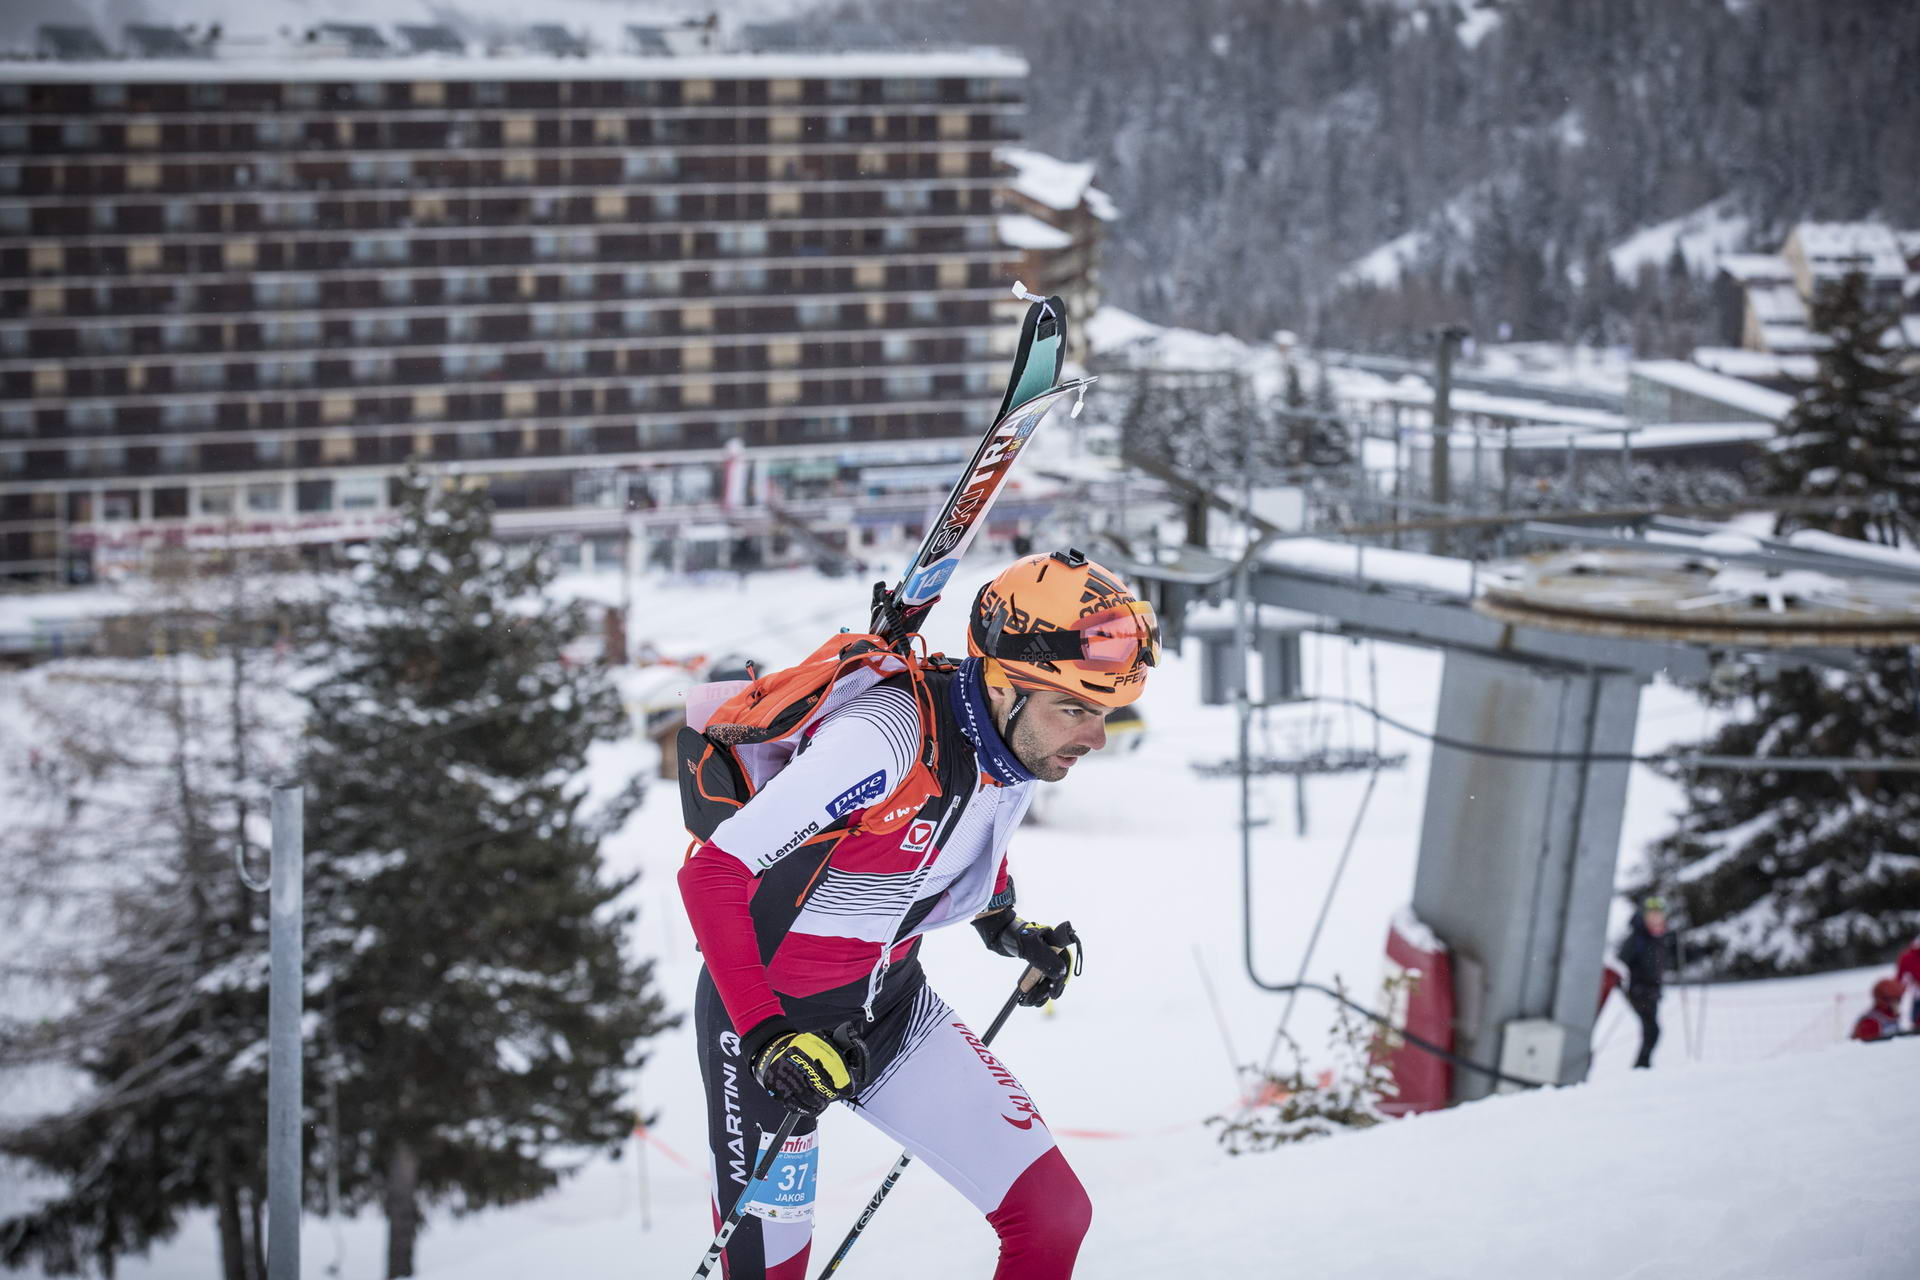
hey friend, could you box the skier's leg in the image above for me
[850,986,1091,1280]
[695,969,818,1279]
[1630,990,1660,1068]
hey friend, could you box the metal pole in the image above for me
[1431,325,1466,555]
[268,783,304,1280]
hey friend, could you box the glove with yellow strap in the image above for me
[971,909,1083,1007]
[740,1018,859,1117]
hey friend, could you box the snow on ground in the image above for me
[1608,196,1753,281]
[5,557,1910,1278]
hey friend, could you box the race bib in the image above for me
[744,1127,819,1222]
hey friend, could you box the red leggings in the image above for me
[698,979,1091,1278]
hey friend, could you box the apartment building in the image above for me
[0,31,1035,581]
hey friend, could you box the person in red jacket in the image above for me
[1852,979,1904,1042]
[678,552,1159,1280]
[1895,935,1920,1028]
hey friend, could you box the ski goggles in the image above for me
[983,600,1162,673]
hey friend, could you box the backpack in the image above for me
[676,633,953,848]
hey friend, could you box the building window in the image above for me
[1,206,26,232]
[68,401,114,431]
[179,363,226,390]
[189,84,225,109]
[338,476,383,509]
[245,483,283,512]
[637,152,682,180]
[127,162,161,191]
[884,187,933,212]
[62,121,98,149]
[92,83,126,108]
[351,353,393,381]
[1,328,26,357]
[381,276,413,304]
[0,164,20,192]
[161,402,216,429]
[564,270,595,299]
[718,225,768,255]
[447,313,476,341]
[352,82,386,107]
[2,406,31,435]
[197,486,236,516]
[797,301,835,328]
[548,346,587,374]
[256,436,285,464]
[475,81,506,106]
[622,305,654,333]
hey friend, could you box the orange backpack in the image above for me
[676,634,951,847]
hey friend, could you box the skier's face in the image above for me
[993,689,1110,782]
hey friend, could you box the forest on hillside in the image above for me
[818,0,1920,354]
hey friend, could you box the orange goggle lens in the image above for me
[1068,601,1161,672]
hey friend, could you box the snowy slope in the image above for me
[6,557,1910,1278]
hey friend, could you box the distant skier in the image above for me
[678,551,1159,1279]
[1852,979,1904,1043]
[1618,897,1677,1068]
[1896,934,1920,1029]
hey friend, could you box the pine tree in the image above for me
[1642,272,1920,976]
[0,553,304,1280]
[1768,272,1920,545]
[300,472,673,1277]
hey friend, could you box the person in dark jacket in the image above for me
[1618,897,1677,1068]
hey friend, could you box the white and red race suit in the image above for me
[679,667,1091,1279]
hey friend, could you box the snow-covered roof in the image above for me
[1717,253,1793,283]
[1747,282,1807,326]
[1759,322,1828,355]
[1608,197,1750,279]
[997,213,1073,252]
[996,145,1116,221]
[1629,360,1796,422]
[0,48,1029,82]
[1502,421,1774,451]
[1362,381,1627,431]
[1789,221,1908,280]
[1691,346,1819,382]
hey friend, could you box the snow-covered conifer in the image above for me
[299,471,673,1277]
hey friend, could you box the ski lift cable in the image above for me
[1262,642,1386,1074]
[1302,693,1920,773]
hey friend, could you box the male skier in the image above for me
[678,550,1159,1279]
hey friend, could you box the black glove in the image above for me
[972,910,1084,1007]
[741,1018,857,1117]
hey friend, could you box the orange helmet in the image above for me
[968,549,1159,708]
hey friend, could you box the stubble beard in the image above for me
[1010,718,1083,784]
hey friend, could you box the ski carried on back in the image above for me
[870,283,1094,644]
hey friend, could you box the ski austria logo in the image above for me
[899,819,936,852]
[826,769,888,819]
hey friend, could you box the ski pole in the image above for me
[692,1107,803,1279]
[814,977,1028,1279]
